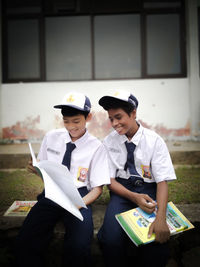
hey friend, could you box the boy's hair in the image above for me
[101,98,135,116]
[61,106,89,118]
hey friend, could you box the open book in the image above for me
[115,201,194,246]
[28,143,87,221]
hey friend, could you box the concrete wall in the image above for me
[1,78,191,141]
[0,0,200,142]
[187,0,200,139]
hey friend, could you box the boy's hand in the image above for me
[134,193,156,213]
[148,218,170,243]
[27,158,38,175]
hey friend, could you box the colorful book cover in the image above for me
[115,201,194,246]
[4,200,37,217]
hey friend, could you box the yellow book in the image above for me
[115,201,194,246]
[4,200,37,217]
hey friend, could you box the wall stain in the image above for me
[88,112,191,140]
[2,112,191,141]
[53,111,112,140]
[138,120,191,138]
[2,116,45,140]
[53,114,63,129]
[88,111,111,139]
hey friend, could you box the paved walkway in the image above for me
[1,141,200,169]
[1,140,200,154]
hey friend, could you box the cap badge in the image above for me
[66,95,75,103]
[114,91,120,97]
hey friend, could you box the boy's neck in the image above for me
[126,121,139,140]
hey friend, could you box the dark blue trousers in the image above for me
[97,178,169,267]
[15,187,93,267]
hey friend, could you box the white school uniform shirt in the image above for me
[103,123,176,184]
[37,128,110,189]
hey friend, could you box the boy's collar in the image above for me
[119,122,143,146]
[65,129,89,147]
[130,123,143,146]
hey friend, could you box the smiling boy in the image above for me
[97,90,176,267]
[16,91,110,267]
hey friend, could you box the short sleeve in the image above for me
[103,139,118,178]
[88,144,111,188]
[151,137,176,183]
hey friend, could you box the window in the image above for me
[146,14,181,75]
[94,14,141,79]
[2,0,186,82]
[45,16,92,80]
[7,19,40,80]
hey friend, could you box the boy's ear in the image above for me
[86,113,92,122]
[130,109,137,119]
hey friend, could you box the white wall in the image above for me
[187,0,200,139]
[1,78,191,140]
[1,0,200,141]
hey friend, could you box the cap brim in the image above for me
[54,104,85,111]
[99,96,128,107]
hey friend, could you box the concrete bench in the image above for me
[0,203,200,267]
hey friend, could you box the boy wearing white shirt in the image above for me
[97,90,176,267]
[16,91,110,267]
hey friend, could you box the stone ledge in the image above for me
[0,204,106,233]
[0,204,200,267]
[1,150,200,169]
[1,203,199,233]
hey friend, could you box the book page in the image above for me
[166,202,194,234]
[38,160,87,209]
[28,143,86,221]
[39,168,85,220]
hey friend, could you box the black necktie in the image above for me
[125,141,143,186]
[62,142,76,170]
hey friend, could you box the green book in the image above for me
[115,201,194,246]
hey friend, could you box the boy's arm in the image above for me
[109,178,156,213]
[81,186,103,207]
[148,181,170,243]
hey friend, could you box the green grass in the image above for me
[168,166,200,204]
[0,167,199,214]
[0,170,43,213]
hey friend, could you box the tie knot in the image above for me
[67,142,76,152]
[125,141,136,153]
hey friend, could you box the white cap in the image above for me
[54,92,91,112]
[99,89,138,109]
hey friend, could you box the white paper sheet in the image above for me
[28,143,87,221]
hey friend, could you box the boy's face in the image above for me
[108,108,137,138]
[63,113,91,142]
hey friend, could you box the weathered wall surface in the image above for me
[1,78,194,141]
[0,0,200,142]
